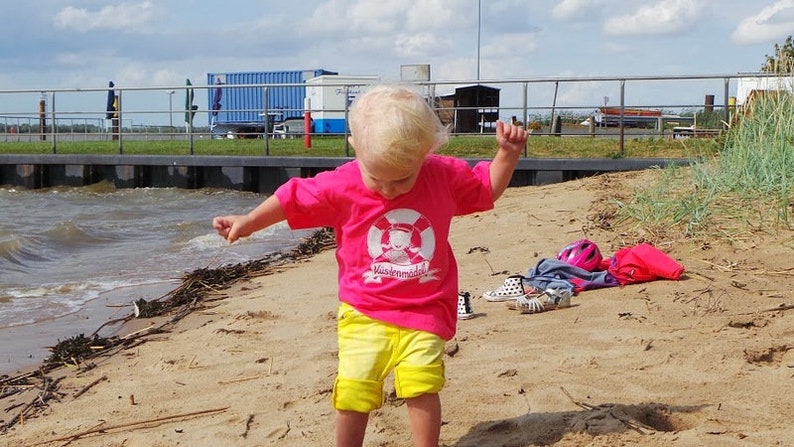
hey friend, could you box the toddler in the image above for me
[213,84,527,447]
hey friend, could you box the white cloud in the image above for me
[54,2,157,32]
[732,0,794,45]
[405,0,459,30]
[552,0,606,21]
[604,0,705,36]
[393,32,452,58]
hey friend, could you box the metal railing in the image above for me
[0,72,787,155]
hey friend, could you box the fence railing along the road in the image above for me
[0,72,786,154]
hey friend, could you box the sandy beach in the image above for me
[2,169,793,446]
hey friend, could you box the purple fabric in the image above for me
[526,258,620,294]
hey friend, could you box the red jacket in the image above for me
[607,243,685,285]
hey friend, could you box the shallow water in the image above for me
[0,183,313,374]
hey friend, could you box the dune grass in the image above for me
[614,92,794,242]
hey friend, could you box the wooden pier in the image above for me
[0,155,689,193]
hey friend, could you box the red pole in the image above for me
[304,97,312,149]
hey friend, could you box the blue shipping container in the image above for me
[207,69,337,127]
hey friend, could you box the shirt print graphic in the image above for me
[363,208,440,284]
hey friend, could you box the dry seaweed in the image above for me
[0,227,335,434]
[46,228,336,367]
[45,333,115,366]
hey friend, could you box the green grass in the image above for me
[614,93,794,242]
[0,131,720,159]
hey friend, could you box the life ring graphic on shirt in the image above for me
[364,208,438,283]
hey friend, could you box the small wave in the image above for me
[43,220,123,247]
[0,222,117,273]
[0,233,52,269]
[68,180,118,194]
[46,221,95,243]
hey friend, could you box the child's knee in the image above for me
[333,376,383,413]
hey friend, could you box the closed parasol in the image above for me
[105,81,116,119]
[184,78,198,126]
[211,78,222,117]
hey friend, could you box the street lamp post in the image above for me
[166,90,175,138]
[477,0,481,80]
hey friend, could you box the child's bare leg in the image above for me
[406,393,441,447]
[336,410,369,447]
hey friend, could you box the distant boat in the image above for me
[599,107,662,117]
[596,106,662,127]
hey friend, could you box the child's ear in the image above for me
[347,136,355,148]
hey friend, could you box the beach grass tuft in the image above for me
[615,90,794,243]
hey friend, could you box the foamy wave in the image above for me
[0,278,163,329]
[185,222,296,249]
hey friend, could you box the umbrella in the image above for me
[184,78,195,125]
[105,81,116,119]
[211,78,222,117]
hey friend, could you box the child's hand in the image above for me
[213,215,248,243]
[495,121,528,156]
[213,196,286,244]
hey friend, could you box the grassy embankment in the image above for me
[614,93,794,242]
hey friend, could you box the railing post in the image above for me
[49,92,57,154]
[263,87,270,156]
[116,91,123,154]
[619,80,625,156]
[550,81,559,135]
[344,85,351,157]
[522,81,528,156]
[187,91,194,156]
[723,77,730,131]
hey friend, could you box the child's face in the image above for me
[359,158,421,200]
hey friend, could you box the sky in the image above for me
[3,0,794,125]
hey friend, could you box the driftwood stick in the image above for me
[694,258,735,272]
[241,413,255,439]
[760,303,794,313]
[560,386,595,410]
[738,303,794,315]
[73,375,107,399]
[2,376,59,432]
[28,407,229,446]
[119,323,158,340]
[91,315,133,337]
[218,375,262,385]
[0,369,43,387]
[560,386,655,434]
[608,409,650,434]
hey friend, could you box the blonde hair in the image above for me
[349,84,448,171]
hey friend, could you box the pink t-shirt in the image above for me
[274,154,494,340]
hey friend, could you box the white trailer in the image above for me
[306,75,380,134]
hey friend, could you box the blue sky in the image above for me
[2,0,794,124]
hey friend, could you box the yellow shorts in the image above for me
[332,303,446,413]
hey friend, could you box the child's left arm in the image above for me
[489,121,528,201]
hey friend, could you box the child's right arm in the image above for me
[213,195,286,243]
